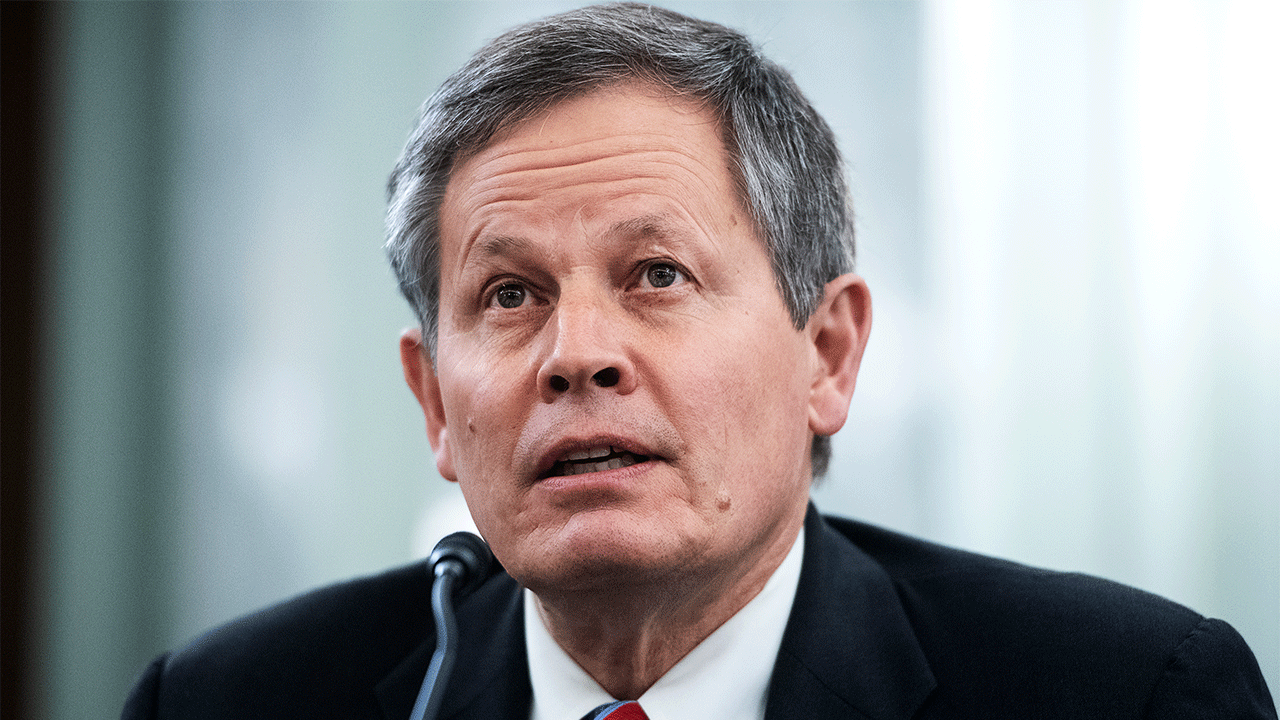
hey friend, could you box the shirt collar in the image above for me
[525,526,805,720]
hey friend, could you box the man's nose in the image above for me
[536,292,636,401]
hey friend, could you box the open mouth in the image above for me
[543,445,651,478]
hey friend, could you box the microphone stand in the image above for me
[408,532,492,720]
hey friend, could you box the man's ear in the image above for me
[806,274,872,437]
[399,327,457,482]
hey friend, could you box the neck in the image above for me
[531,517,804,700]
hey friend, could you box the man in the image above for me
[124,4,1275,719]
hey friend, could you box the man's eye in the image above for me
[645,263,684,289]
[492,283,527,309]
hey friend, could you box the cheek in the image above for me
[673,322,812,464]
[439,355,517,476]
[439,343,542,485]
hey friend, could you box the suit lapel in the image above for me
[376,571,531,720]
[765,507,936,720]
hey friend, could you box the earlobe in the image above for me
[399,327,458,482]
[806,274,872,437]
[432,428,456,483]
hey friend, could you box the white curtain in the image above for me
[906,0,1275,679]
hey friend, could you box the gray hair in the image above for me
[386,2,854,476]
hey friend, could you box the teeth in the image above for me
[560,452,640,477]
[563,446,613,462]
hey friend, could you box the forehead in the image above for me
[438,82,746,253]
[460,81,730,178]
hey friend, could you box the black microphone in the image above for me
[408,531,494,720]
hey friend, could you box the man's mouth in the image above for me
[543,445,651,478]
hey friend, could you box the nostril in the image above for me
[592,367,620,388]
[549,375,570,393]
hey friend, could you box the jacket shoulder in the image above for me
[127,561,436,720]
[821,515,1276,718]
[825,514,1202,633]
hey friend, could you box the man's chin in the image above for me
[507,517,694,597]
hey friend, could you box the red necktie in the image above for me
[580,700,649,720]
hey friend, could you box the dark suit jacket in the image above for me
[122,507,1276,719]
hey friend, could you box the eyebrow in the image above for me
[608,214,685,243]
[472,233,538,261]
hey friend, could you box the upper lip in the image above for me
[533,435,661,479]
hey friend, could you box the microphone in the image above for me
[408,531,494,720]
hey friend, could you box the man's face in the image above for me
[407,83,839,597]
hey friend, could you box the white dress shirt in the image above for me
[525,527,805,720]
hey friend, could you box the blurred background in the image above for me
[3,1,1275,718]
